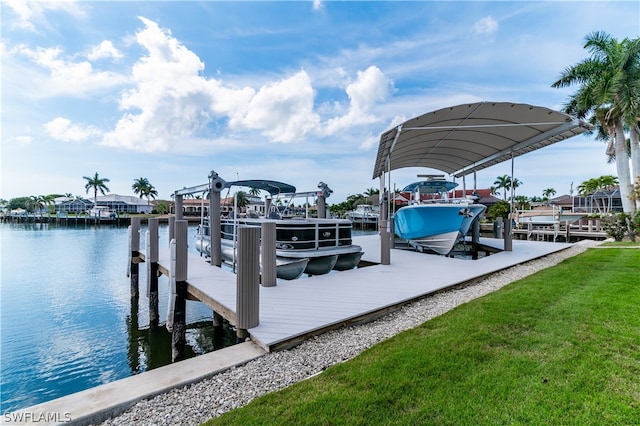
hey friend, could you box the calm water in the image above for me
[0,222,235,414]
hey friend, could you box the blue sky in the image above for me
[2,1,638,203]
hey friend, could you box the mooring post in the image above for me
[213,311,223,328]
[380,191,390,265]
[389,216,395,249]
[169,220,188,362]
[209,190,222,267]
[168,215,175,247]
[147,218,160,327]
[317,195,326,219]
[472,218,480,260]
[504,215,513,251]
[236,226,260,341]
[130,217,140,301]
[261,222,277,287]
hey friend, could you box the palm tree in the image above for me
[132,177,158,206]
[493,175,511,200]
[514,195,530,210]
[248,188,262,197]
[542,188,557,201]
[552,32,640,214]
[27,195,45,213]
[235,191,249,209]
[83,172,111,204]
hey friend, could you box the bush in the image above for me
[486,200,510,221]
[602,212,632,241]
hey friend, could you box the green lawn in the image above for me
[207,248,640,425]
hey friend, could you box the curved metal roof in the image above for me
[223,180,296,195]
[372,102,593,179]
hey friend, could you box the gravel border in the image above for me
[99,240,600,426]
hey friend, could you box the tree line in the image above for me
[1,173,162,213]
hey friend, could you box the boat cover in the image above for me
[224,180,296,195]
[372,101,593,179]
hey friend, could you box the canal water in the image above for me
[0,222,236,414]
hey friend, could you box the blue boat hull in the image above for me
[394,204,486,255]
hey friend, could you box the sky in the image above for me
[2,1,639,204]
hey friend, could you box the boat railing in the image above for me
[215,218,354,250]
[419,197,478,205]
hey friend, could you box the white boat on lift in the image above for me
[88,206,116,220]
[347,204,379,225]
[394,177,486,255]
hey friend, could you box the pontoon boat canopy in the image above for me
[372,102,593,179]
[224,180,296,196]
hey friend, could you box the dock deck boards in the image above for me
[146,235,573,352]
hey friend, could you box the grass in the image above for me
[206,248,640,425]
[600,240,640,247]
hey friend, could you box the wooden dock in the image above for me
[511,219,607,242]
[138,233,575,352]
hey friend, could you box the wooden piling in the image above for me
[147,218,160,327]
[168,216,175,246]
[504,216,512,251]
[209,190,222,267]
[130,217,140,301]
[168,220,188,361]
[472,219,480,260]
[213,311,223,328]
[261,222,277,287]
[236,226,260,340]
[317,195,326,219]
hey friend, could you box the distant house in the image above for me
[571,187,623,213]
[450,189,501,207]
[94,194,154,214]
[54,197,93,214]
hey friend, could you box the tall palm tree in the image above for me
[132,177,158,206]
[542,188,557,201]
[493,175,511,200]
[83,172,111,204]
[552,32,640,214]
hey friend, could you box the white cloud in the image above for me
[13,135,33,145]
[87,40,123,61]
[3,0,86,32]
[102,17,324,151]
[239,70,321,143]
[44,117,100,142]
[312,0,324,12]
[102,16,222,151]
[17,45,128,96]
[325,66,394,135]
[473,16,498,36]
[97,19,388,152]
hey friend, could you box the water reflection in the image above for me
[126,295,236,375]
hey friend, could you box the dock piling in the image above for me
[167,220,188,361]
[129,217,140,301]
[147,218,160,327]
[236,226,260,340]
[261,222,277,287]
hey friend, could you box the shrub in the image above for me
[602,212,632,241]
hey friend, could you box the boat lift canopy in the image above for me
[372,102,593,179]
[174,179,295,197]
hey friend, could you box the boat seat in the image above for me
[267,211,282,220]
